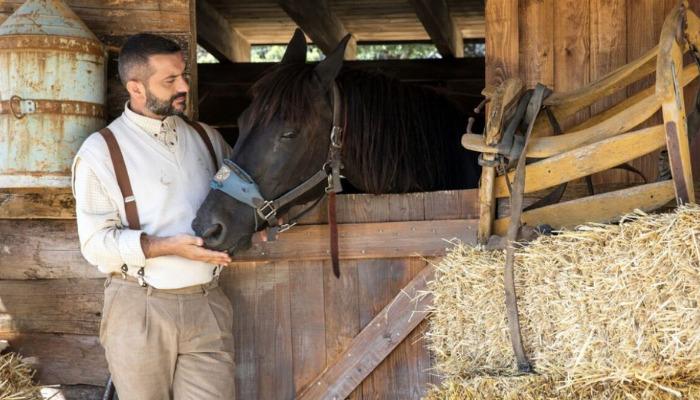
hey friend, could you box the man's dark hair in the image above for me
[118,33,182,85]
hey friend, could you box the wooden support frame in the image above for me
[472,2,698,239]
[408,0,464,58]
[278,0,357,59]
[493,125,666,198]
[493,180,676,234]
[657,1,696,204]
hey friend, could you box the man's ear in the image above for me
[281,28,307,65]
[126,80,146,99]
[314,33,352,87]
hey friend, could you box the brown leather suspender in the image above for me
[185,119,218,173]
[99,128,141,230]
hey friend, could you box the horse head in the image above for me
[192,29,350,252]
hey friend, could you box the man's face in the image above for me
[143,52,189,117]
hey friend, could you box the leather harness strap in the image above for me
[99,128,141,230]
[504,83,549,373]
[185,119,219,172]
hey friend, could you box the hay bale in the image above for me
[425,205,700,398]
[0,353,42,400]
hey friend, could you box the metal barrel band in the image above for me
[0,97,106,119]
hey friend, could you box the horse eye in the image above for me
[280,130,298,139]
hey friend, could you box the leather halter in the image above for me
[210,83,345,276]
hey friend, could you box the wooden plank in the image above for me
[254,261,294,399]
[657,3,696,203]
[518,0,554,89]
[0,219,477,281]
[589,0,628,185]
[322,259,362,400]
[0,188,478,222]
[493,125,667,198]
[277,0,357,59]
[0,333,108,386]
[0,279,103,335]
[359,258,429,399]
[240,219,478,261]
[197,0,250,63]
[297,264,434,400]
[484,0,519,87]
[219,262,258,400]
[553,0,590,128]
[359,259,409,399]
[289,260,327,394]
[0,219,100,280]
[407,0,464,58]
[0,188,75,219]
[424,189,479,220]
[493,180,676,234]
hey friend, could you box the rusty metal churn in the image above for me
[0,0,106,187]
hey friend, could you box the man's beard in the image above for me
[145,89,187,117]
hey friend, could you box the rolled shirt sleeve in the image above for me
[73,157,146,272]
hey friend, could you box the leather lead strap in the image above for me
[185,119,218,172]
[504,84,549,373]
[328,191,340,278]
[99,128,141,230]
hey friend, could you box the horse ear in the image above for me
[314,33,352,86]
[281,28,307,64]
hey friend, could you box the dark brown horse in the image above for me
[192,29,480,253]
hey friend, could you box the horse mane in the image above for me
[248,63,471,193]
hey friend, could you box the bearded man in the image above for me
[72,33,236,399]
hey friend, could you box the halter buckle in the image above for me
[331,126,343,148]
[257,200,277,221]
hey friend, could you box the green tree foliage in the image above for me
[198,42,485,64]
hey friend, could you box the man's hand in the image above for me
[141,234,232,265]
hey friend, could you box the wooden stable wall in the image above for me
[0,190,479,399]
[0,0,198,119]
[486,0,700,187]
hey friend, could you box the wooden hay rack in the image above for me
[463,1,698,245]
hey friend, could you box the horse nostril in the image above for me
[201,223,223,239]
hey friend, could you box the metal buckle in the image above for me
[277,222,297,233]
[257,200,277,220]
[331,126,343,148]
[137,267,147,287]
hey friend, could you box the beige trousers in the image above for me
[100,275,236,400]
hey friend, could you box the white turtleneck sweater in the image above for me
[71,103,233,289]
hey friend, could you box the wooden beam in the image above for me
[196,0,250,62]
[237,219,477,262]
[493,180,676,234]
[408,0,464,58]
[493,125,667,198]
[296,264,434,400]
[0,188,75,219]
[657,3,696,203]
[277,0,357,59]
[0,218,478,279]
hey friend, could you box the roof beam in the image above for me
[277,0,357,59]
[196,0,250,62]
[408,0,464,58]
